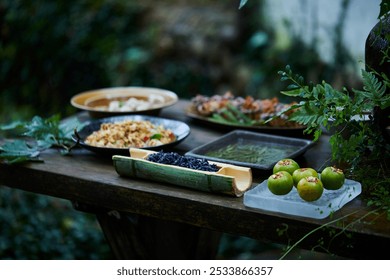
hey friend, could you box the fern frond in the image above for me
[288,101,323,126]
[361,69,386,98]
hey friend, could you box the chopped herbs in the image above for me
[205,143,296,165]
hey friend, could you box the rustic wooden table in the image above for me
[1,100,389,259]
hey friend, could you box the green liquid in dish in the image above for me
[205,143,296,165]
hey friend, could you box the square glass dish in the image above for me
[185,130,314,170]
[243,179,362,219]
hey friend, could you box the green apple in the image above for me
[297,176,324,202]
[292,167,318,186]
[267,171,294,195]
[273,158,300,175]
[321,166,345,190]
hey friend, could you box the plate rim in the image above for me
[71,86,178,114]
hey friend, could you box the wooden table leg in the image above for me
[73,202,222,259]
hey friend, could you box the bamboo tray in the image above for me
[112,148,253,197]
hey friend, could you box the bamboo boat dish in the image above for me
[113,148,253,197]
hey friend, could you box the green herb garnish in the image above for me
[150,133,162,140]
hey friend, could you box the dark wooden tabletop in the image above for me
[1,100,389,259]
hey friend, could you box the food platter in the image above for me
[186,92,306,136]
[71,86,178,118]
[185,130,314,171]
[186,106,306,133]
[72,115,190,156]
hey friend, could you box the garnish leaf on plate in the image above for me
[150,133,162,140]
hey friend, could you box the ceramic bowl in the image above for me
[71,86,178,118]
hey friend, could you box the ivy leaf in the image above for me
[58,117,85,146]
[0,140,43,164]
[22,115,61,143]
[0,115,86,163]
[0,120,26,131]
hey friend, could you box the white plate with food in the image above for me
[71,87,178,118]
[72,115,190,156]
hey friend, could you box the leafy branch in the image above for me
[274,65,390,227]
[279,207,380,260]
[273,65,390,170]
[0,115,85,164]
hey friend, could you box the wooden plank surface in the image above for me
[1,100,389,259]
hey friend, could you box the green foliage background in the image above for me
[1,0,359,123]
[0,0,368,259]
[0,187,112,259]
[0,0,150,122]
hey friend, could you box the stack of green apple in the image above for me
[267,159,345,202]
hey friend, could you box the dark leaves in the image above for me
[0,115,85,164]
[0,140,43,164]
[276,64,390,168]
